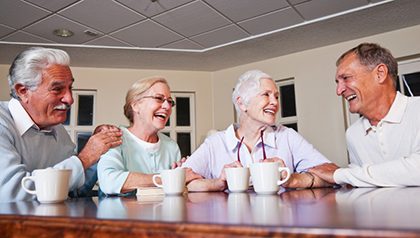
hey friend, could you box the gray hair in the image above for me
[232,70,273,119]
[7,47,70,99]
[336,43,398,88]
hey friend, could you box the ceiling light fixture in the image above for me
[84,30,98,37]
[53,29,74,37]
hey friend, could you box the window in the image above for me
[63,90,96,153]
[275,79,298,131]
[162,92,196,158]
[397,59,420,96]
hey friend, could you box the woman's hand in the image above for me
[259,157,285,166]
[213,161,243,191]
[184,167,203,184]
[172,156,189,169]
[259,157,289,180]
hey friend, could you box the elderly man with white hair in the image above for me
[0,47,123,202]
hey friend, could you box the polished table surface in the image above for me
[1,187,420,237]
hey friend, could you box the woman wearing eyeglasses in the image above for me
[179,70,335,191]
[98,77,191,195]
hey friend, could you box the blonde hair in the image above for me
[123,77,169,123]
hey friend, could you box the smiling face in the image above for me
[335,53,379,116]
[132,82,172,135]
[243,78,279,127]
[20,64,74,129]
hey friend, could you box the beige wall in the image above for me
[0,65,10,101]
[0,65,213,147]
[71,68,214,147]
[1,24,419,166]
[212,24,420,167]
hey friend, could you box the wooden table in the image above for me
[1,187,420,237]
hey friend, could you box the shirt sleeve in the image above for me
[335,115,420,187]
[180,138,213,179]
[334,153,420,187]
[0,126,33,202]
[0,129,85,202]
[97,146,130,195]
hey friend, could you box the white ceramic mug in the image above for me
[249,162,291,195]
[21,169,72,203]
[153,169,186,195]
[225,167,250,193]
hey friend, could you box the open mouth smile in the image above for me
[154,112,167,119]
[346,94,357,101]
[264,109,276,115]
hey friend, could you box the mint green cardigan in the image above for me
[97,126,181,195]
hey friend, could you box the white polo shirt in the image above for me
[334,92,420,186]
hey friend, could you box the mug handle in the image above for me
[152,174,163,188]
[21,176,37,195]
[277,167,291,186]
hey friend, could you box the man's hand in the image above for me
[93,124,118,134]
[308,163,340,184]
[78,125,123,170]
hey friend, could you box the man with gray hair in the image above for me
[309,43,420,187]
[0,47,123,201]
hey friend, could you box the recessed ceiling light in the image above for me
[53,29,74,37]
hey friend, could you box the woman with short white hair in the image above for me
[180,69,334,191]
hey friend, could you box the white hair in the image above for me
[232,70,273,119]
[8,47,70,99]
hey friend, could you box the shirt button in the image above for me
[380,142,384,146]
[152,169,155,173]
[382,151,386,155]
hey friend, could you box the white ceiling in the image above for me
[0,0,419,71]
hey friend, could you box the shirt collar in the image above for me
[363,92,406,134]
[8,98,56,137]
[226,123,240,150]
[382,91,407,124]
[226,123,276,151]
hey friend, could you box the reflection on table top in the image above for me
[2,187,420,237]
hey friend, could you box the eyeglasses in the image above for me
[237,130,267,163]
[141,95,175,107]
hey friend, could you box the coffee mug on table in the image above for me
[153,169,186,195]
[249,162,291,195]
[225,167,250,193]
[21,169,72,203]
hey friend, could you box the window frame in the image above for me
[63,90,97,152]
[398,58,420,96]
[275,78,298,128]
[161,92,196,156]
